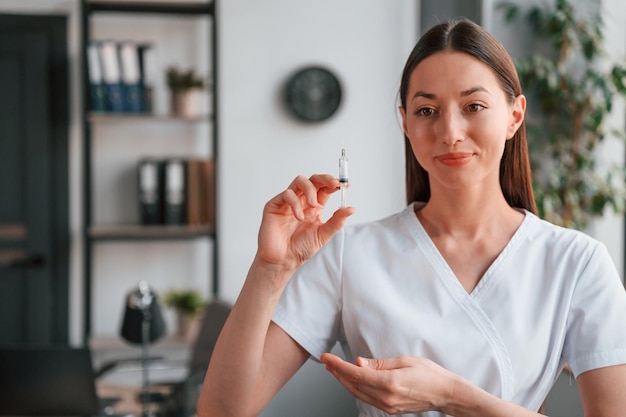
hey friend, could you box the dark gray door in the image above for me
[0,15,69,345]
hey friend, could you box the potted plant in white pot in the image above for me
[163,288,206,342]
[165,66,208,118]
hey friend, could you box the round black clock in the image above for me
[284,66,342,122]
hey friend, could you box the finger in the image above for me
[267,175,327,220]
[322,354,370,386]
[309,174,341,206]
[321,354,361,383]
[317,207,356,243]
[327,365,372,399]
[309,173,340,187]
[358,356,411,371]
[323,357,392,412]
[325,356,395,397]
[281,188,306,220]
[317,185,339,206]
[322,356,363,391]
[332,371,406,416]
[265,188,305,220]
[320,352,344,366]
[288,175,323,208]
[324,355,408,376]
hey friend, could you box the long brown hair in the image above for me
[399,18,537,214]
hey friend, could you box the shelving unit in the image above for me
[80,0,218,343]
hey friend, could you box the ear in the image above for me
[399,105,408,137]
[506,94,526,140]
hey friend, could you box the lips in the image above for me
[436,152,474,167]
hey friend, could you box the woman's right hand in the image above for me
[199,175,354,417]
[254,174,355,278]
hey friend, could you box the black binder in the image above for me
[86,41,106,112]
[98,40,125,112]
[137,158,162,225]
[119,41,144,112]
[161,158,187,225]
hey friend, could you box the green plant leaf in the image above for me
[163,288,206,315]
[495,1,519,22]
[501,0,626,229]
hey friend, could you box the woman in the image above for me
[198,19,626,417]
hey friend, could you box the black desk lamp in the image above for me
[120,280,166,417]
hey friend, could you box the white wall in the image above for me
[216,0,413,302]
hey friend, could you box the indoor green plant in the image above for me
[499,0,626,229]
[163,288,206,341]
[166,66,207,91]
[165,66,208,118]
[163,288,205,315]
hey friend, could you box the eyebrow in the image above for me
[411,86,491,101]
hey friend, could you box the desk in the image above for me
[91,336,191,385]
[98,383,174,416]
[91,336,193,417]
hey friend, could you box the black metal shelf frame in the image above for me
[83,1,214,15]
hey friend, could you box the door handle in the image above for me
[0,250,45,269]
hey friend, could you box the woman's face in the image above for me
[400,51,525,194]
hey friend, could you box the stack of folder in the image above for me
[87,40,153,113]
[138,158,215,226]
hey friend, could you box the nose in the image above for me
[436,108,465,146]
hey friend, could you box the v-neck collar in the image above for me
[403,202,532,298]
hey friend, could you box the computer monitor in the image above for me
[0,347,99,416]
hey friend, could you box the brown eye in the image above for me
[415,107,435,117]
[466,103,486,113]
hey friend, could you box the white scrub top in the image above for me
[272,203,626,417]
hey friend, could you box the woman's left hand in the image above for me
[322,353,545,417]
[321,353,456,415]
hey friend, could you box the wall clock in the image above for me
[284,66,342,122]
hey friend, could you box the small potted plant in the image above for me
[165,66,208,118]
[163,288,206,341]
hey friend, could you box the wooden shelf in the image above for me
[88,112,211,123]
[88,224,214,240]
